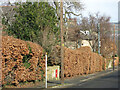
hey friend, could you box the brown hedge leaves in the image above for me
[55,45,106,78]
[2,36,45,85]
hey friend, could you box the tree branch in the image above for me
[66,11,82,16]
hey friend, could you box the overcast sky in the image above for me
[81,0,119,23]
[0,0,119,22]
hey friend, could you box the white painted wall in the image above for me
[81,40,93,51]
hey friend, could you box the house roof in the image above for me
[79,31,97,40]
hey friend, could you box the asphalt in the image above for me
[66,69,118,88]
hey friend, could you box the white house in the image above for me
[81,40,93,51]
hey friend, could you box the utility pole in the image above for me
[97,23,101,55]
[60,0,64,84]
[113,24,115,71]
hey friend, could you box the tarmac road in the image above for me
[64,69,119,88]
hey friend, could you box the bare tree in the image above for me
[51,0,84,22]
[78,13,112,54]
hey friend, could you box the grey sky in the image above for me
[0,0,119,22]
[81,0,119,23]
[118,1,120,21]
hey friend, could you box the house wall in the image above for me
[81,40,93,51]
[64,39,93,51]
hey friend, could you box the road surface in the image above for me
[65,69,119,88]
